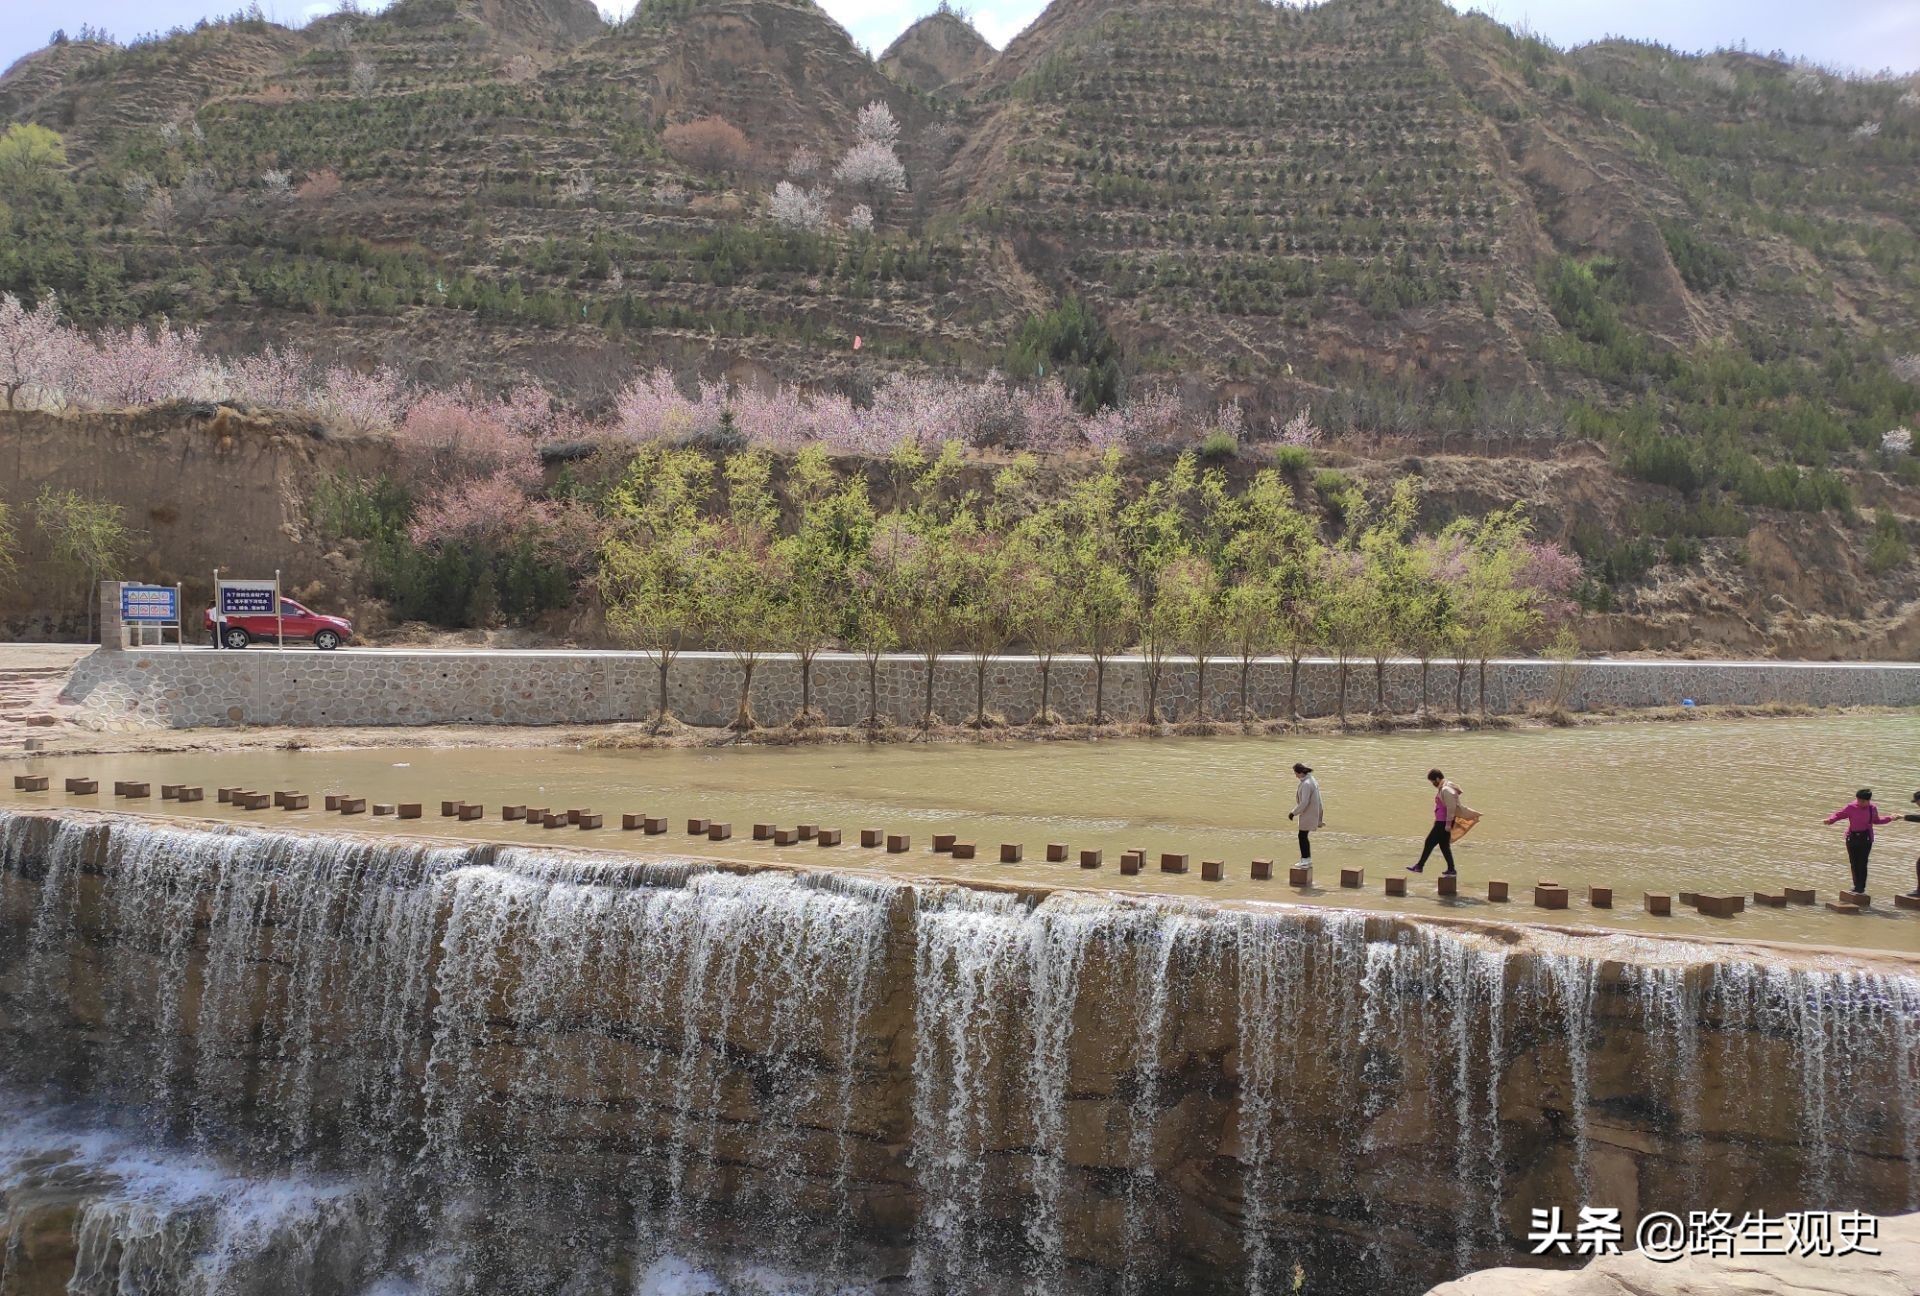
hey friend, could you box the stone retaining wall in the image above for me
[57,647,1920,731]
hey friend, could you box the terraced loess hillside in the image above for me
[881,9,995,94]
[955,0,1524,389]
[1,0,1033,399]
[2,0,1916,446]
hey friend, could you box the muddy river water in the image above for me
[9,713,1920,953]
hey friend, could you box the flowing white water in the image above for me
[0,1090,379,1296]
[3,809,1919,1295]
[907,885,1030,1293]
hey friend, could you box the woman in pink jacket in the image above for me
[1824,789,1894,894]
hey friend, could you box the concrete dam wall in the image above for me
[1,809,1917,1294]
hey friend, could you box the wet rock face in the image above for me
[1,808,1917,1295]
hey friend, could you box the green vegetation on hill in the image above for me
[0,0,1916,525]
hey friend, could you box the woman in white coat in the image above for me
[1288,762,1323,866]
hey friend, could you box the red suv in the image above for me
[203,598,354,650]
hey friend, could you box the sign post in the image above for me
[118,583,183,649]
[216,576,280,649]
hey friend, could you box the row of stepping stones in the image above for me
[14,774,1918,914]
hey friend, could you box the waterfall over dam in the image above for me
[2,808,1917,1295]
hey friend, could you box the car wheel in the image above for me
[222,626,252,650]
[314,630,342,651]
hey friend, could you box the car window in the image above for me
[280,600,307,616]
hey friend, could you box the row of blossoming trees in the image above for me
[0,291,1278,454]
[2,289,1308,561]
[1,291,1576,710]
[599,442,1578,731]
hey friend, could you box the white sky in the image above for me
[5,0,1916,78]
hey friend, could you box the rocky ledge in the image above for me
[1428,1211,1919,1295]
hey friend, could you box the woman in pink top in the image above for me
[1824,788,1894,894]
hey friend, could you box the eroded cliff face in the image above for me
[0,408,396,639]
[0,809,1916,1294]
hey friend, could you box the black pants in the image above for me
[1298,829,1312,861]
[1845,832,1872,893]
[1416,822,1455,872]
